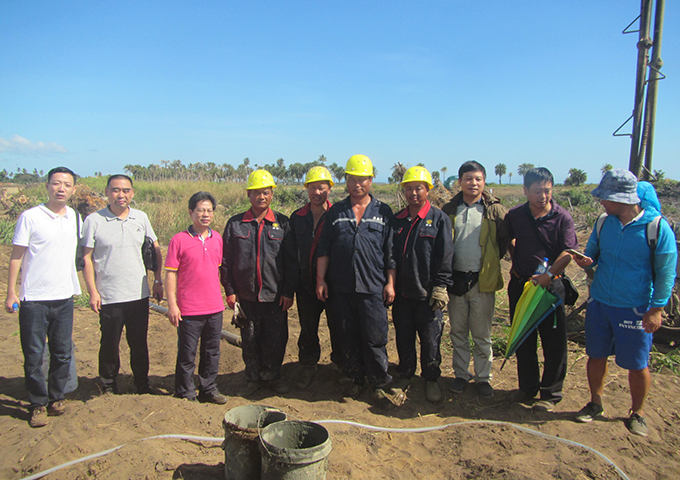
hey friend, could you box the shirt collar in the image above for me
[187,225,212,238]
[396,200,431,219]
[458,196,483,207]
[104,206,135,221]
[295,200,332,217]
[39,204,71,219]
[243,207,276,223]
[624,209,646,227]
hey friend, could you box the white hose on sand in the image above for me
[19,420,630,480]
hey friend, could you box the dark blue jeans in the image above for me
[296,288,341,367]
[392,296,443,381]
[238,300,288,382]
[19,297,74,409]
[509,275,567,403]
[99,298,150,391]
[331,292,391,389]
[174,311,224,399]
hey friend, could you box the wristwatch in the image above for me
[154,280,163,285]
[545,270,554,279]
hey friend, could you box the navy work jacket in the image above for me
[221,208,297,303]
[393,201,454,300]
[317,195,396,295]
[290,200,331,294]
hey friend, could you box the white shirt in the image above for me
[13,204,82,301]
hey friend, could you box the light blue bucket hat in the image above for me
[591,169,640,205]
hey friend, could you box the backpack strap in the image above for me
[595,213,607,242]
[646,215,662,282]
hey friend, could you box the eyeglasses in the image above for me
[193,209,214,215]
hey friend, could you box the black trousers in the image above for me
[238,300,288,382]
[508,275,567,403]
[296,288,341,367]
[392,296,443,381]
[174,311,223,399]
[330,292,391,389]
[99,298,150,390]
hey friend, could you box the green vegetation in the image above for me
[0,220,15,244]
[649,345,680,374]
[564,168,588,186]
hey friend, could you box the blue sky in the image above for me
[1,1,678,183]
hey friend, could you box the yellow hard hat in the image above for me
[401,166,433,189]
[344,154,374,177]
[246,169,276,190]
[304,166,335,187]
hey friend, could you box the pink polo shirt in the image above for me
[165,227,225,316]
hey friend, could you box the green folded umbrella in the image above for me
[500,281,563,371]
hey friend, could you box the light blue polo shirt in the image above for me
[81,206,158,305]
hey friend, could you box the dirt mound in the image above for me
[70,184,107,218]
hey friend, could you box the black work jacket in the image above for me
[220,208,297,302]
[393,201,454,300]
[290,201,331,294]
[317,195,395,295]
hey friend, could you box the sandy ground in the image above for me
[1,243,680,480]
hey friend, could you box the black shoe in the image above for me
[295,365,317,390]
[267,378,290,394]
[345,378,368,399]
[449,377,468,394]
[237,381,261,397]
[102,384,118,395]
[198,391,228,404]
[575,402,605,423]
[136,384,160,395]
[507,389,535,404]
[476,382,494,398]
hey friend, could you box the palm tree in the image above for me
[601,164,613,176]
[494,163,507,184]
[517,163,535,179]
[564,168,587,186]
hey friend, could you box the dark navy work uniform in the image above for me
[317,195,395,388]
[221,208,297,382]
[290,200,341,366]
[392,200,453,381]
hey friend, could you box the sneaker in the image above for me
[533,400,556,412]
[344,378,368,399]
[425,381,442,403]
[237,381,261,397]
[268,378,290,394]
[295,365,318,390]
[198,391,228,404]
[476,382,494,399]
[47,401,67,416]
[29,407,48,428]
[371,388,393,409]
[575,402,605,423]
[626,412,649,437]
[449,377,469,394]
